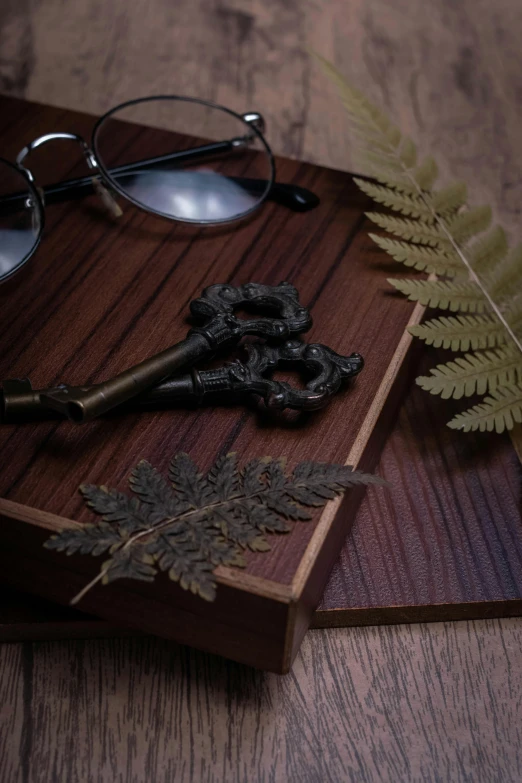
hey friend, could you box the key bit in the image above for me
[1,341,363,423]
[38,281,312,423]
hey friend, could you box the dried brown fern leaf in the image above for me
[45,452,386,605]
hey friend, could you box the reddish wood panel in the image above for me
[316,351,522,625]
[0,96,419,670]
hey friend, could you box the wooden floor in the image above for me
[1,620,521,782]
[1,0,522,780]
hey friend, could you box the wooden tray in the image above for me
[3,348,521,643]
[0,96,421,672]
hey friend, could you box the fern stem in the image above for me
[416,191,522,357]
[362,112,522,359]
[70,569,110,605]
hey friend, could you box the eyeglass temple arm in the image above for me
[0,141,319,216]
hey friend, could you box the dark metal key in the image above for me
[38,281,312,423]
[1,341,363,423]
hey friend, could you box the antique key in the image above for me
[40,282,312,423]
[146,340,364,412]
[1,341,363,423]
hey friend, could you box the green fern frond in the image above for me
[369,172,418,191]
[314,55,397,142]
[445,206,493,244]
[408,293,522,350]
[467,226,509,274]
[360,151,409,177]
[447,384,522,433]
[369,173,429,197]
[388,279,487,312]
[338,113,398,139]
[366,189,486,247]
[317,55,522,440]
[489,244,522,301]
[350,134,398,156]
[369,234,463,276]
[416,346,522,399]
[354,179,432,219]
[348,124,402,150]
[413,157,439,191]
[366,213,449,247]
[384,125,402,148]
[408,315,508,351]
[431,182,468,214]
[502,303,522,344]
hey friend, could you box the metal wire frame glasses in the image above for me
[0,95,320,283]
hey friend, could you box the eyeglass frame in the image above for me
[0,95,320,283]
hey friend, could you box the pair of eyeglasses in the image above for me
[0,95,320,283]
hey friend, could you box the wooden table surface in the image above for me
[1,0,522,780]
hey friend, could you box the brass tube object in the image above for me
[39,282,312,423]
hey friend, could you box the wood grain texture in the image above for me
[1,619,522,783]
[0,95,422,671]
[0,96,410,553]
[1,0,522,776]
[316,349,522,625]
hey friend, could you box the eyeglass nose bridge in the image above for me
[16,132,98,181]
[15,132,122,217]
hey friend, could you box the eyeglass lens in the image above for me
[0,160,41,281]
[94,98,273,224]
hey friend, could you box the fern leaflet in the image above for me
[416,347,522,399]
[448,385,522,433]
[408,315,509,351]
[388,279,487,312]
[370,235,463,276]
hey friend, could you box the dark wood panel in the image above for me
[2,95,521,651]
[0,94,410,581]
[0,95,419,670]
